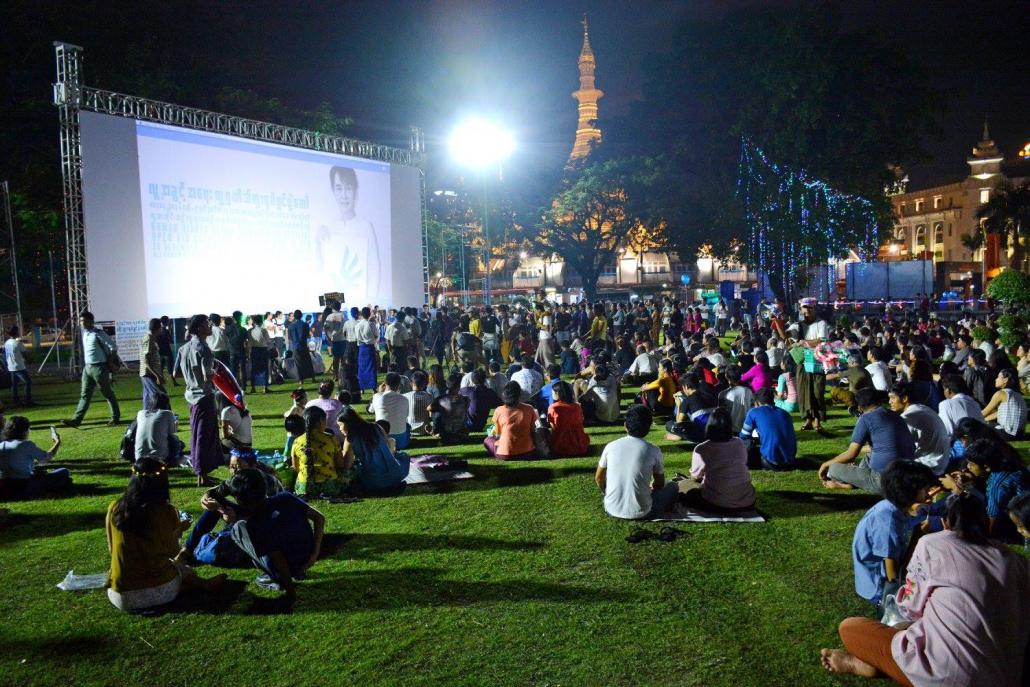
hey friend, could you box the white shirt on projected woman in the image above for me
[317,216,381,305]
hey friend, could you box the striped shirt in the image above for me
[996,388,1027,438]
[404,389,434,432]
[985,470,1028,519]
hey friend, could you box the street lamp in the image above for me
[448,118,515,305]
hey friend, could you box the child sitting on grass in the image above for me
[851,460,936,609]
[283,414,305,458]
[284,387,307,418]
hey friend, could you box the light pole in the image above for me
[448,118,514,305]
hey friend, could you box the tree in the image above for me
[986,268,1030,309]
[977,182,1030,273]
[531,158,655,302]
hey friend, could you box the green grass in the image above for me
[0,367,1025,687]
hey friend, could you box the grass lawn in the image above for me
[1,364,1026,687]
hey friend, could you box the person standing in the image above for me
[179,314,222,486]
[323,302,346,380]
[792,298,830,431]
[354,307,379,393]
[4,326,34,407]
[224,311,247,385]
[206,314,230,367]
[139,318,167,411]
[246,315,271,394]
[287,309,315,383]
[157,316,177,387]
[64,311,120,427]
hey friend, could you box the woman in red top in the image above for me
[546,381,590,457]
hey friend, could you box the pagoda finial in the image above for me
[982,115,990,142]
[582,13,589,36]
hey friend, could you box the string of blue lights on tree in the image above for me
[737,139,879,306]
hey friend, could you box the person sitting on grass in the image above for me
[510,353,544,404]
[595,404,678,520]
[376,420,397,452]
[825,352,873,417]
[283,413,304,458]
[537,364,562,414]
[821,494,1030,686]
[559,341,580,375]
[577,362,621,425]
[959,438,1029,540]
[639,358,677,415]
[886,382,950,476]
[936,374,984,435]
[403,371,435,436]
[818,388,916,493]
[718,364,753,434]
[624,344,658,384]
[774,355,798,413]
[306,380,344,440]
[284,387,307,419]
[664,373,717,443]
[133,392,183,464]
[0,416,70,499]
[484,381,538,461]
[683,407,756,512]
[106,458,225,613]
[219,394,253,454]
[368,372,411,450]
[290,405,352,500]
[738,388,799,470]
[1008,491,1030,549]
[546,381,590,458]
[740,350,775,393]
[981,368,1026,439]
[340,407,410,495]
[459,368,501,433]
[428,371,471,444]
[851,460,936,610]
[486,361,508,398]
[177,448,284,567]
[224,468,326,611]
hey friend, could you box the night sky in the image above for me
[6,0,1029,191]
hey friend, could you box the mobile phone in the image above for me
[50,426,59,442]
[179,510,193,523]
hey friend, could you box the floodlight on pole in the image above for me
[449,118,515,306]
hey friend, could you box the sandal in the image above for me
[625,528,654,544]
[658,526,687,542]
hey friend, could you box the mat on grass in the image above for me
[404,456,474,485]
[651,503,766,523]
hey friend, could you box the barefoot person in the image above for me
[820,495,1030,685]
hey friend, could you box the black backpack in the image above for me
[457,332,479,350]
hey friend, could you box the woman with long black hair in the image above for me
[339,407,409,495]
[106,458,224,612]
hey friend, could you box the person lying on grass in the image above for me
[851,461,936,610]
[818,388,916,494]
[596,404,678,520]
[821,493,1030,686]
[222,468,326,610]
[107,459,225,613]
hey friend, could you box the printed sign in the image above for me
[114,319,148,362]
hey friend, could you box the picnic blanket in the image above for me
[403,455,474,486]
[651,503,766,523]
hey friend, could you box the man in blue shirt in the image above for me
[64,311,120,427]
[851,461,935,607]
[739,388,798,469]
[537,364,562,414]
[819,388,916,494]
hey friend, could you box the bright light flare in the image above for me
[448,118,515,169]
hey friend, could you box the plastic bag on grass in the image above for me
[57,570,107,591]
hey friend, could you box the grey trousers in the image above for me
[827,459,883,494]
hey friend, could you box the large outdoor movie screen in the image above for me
[78,111,424,321]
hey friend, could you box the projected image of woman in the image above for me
[316,166,381,304]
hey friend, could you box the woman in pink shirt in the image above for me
[739,351,775,393]
[821,495,1030,686]
[306,380,343,440]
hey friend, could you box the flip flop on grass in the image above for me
[625,528,655,544]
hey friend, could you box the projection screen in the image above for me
[78,111,424,321]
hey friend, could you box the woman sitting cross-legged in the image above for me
[546,380,591,457]
[820,494,1030,686]
[339,407,410,496]
[484,381,538,461]
[290,405,352,500]
[680,407,756,512]
[106,459,225,612]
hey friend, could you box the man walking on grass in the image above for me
[64,311,120,427]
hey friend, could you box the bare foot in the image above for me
[664,432,685,441]
[820,648,877,678]
[821,478,855,490]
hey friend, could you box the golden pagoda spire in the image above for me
[568,14,603,163]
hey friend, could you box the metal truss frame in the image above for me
[53,43,428,369]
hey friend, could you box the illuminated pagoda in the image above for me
[568,15,604,164]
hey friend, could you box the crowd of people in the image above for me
[1,293,1028,682]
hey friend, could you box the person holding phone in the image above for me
[0,416,70,499]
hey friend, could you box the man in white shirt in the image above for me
[486,361,508,398]
[865,347,892,392]
[368,372,411,449]
[702,340,727,370]
[718,365,754,434]
[625,345,658,384]
[206,314,230,367]
[595,405,678,519]
[403,371,434,435]
[323,303,346,379]
[888,383,951,475]
[937,374,985,434]
[4,325,33,406]
[535,304,555,367]
[511,355,544,403]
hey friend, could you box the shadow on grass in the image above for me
[318,532,545,561]
[0,510,107,545]
[406,463,598,495]
[758,489,880,519]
